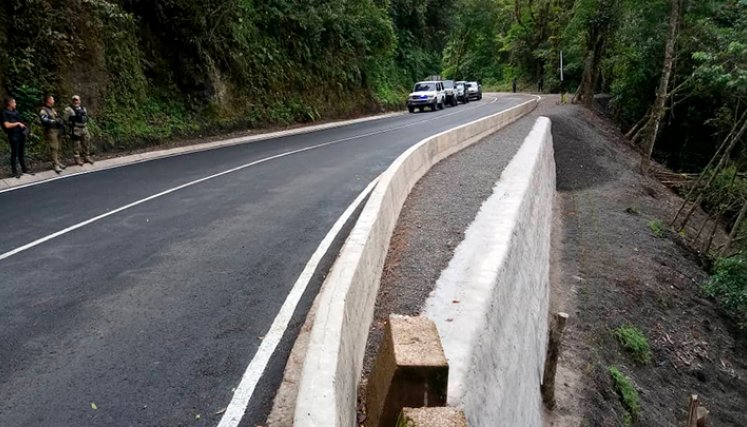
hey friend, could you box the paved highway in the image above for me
[0,94,532,426]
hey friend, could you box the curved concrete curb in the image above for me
[424,117,555,427]
[293,98,539,426]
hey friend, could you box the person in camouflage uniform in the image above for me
[63,95,93,165]
[39,95,66,173]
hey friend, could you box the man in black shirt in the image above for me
[2,97,32,178]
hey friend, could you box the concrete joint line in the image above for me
[293,97,540,426]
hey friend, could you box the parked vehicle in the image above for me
[442,80,458,107]
[455,81,469,104]
[407,81,446,113]
[466,81,482,100]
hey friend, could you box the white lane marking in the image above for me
[0,112,405,195]
[0,96,510,262]
[0,95,500,195]
[216,176,379,427]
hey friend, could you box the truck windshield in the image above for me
[414,83,436,92]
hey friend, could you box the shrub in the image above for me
[703,253,747,328]
[609,366,641,419]
[614,325,653,365]
[648,219,665,237]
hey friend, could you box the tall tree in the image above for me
[638,0,686,172]
[573,0,620,107]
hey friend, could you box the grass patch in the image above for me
[614,325,652,365]
[609,366,640,419]
[703,253,747,328]
[625,205,640,215]
[648,219,665,238]
[623,412,633,427]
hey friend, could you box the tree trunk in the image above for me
[721,199,747,256]
[704,216,720,253]
[678,116,747,231]
[515,0,522,23]
[639,0,684,173]
[626,109,651,140]
[576,0,618,108]
[579,47,597,108]
[672,109,747,227]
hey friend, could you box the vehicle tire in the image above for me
[438,100,444,110]
[419,106,424,112]
[452,97,458,107]
[431,101,438,111]
[408,106,415,113]
[478,94,482,100]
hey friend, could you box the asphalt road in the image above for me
[0,94,532,427]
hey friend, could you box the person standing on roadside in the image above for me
[39,95,66,173]
[2,97,33,178]
[64,95,93,165]
[512,78,517,93]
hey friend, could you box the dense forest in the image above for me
[0,0,455,152]
[1,1,746,244]
[1,1,744,169]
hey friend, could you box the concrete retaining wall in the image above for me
[423,117,555,427]
[294,99,539,426]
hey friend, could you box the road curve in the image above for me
[0,94,533,426]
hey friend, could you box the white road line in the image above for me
[0,97,504,262]
[217,96,508,427]
[216,176,379,427]
[0,96,498,195]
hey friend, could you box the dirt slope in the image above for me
[547,100,746,426]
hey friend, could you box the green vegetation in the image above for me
[1,0,745,200]
[703,253,747,328]
[614,325,653,365]
[0,0,454,158]
[648,219,666,238]
[609,366,641,420]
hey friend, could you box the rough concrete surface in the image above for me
[366,316,448,427]
[397,407,468,427]
[423,117,554,427]
[358,100,551,425]
[293,96,537,427]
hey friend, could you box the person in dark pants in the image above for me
[512,78,517,93]
[2,97,33,178]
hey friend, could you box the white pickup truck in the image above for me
[407,81,446,113]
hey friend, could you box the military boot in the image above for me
[84,156,94,165]
[51,151,66,170]
[74,156,84,166]
[53,164,62,174]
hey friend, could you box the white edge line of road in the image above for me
[0,95,506,194]
[0,111,405,194]
[215,176,381,427]
[0,97,501,262]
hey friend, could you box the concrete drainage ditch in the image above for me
[291,98,553,426]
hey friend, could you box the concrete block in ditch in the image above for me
[366,315,448,427]
[396,407,468,427]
